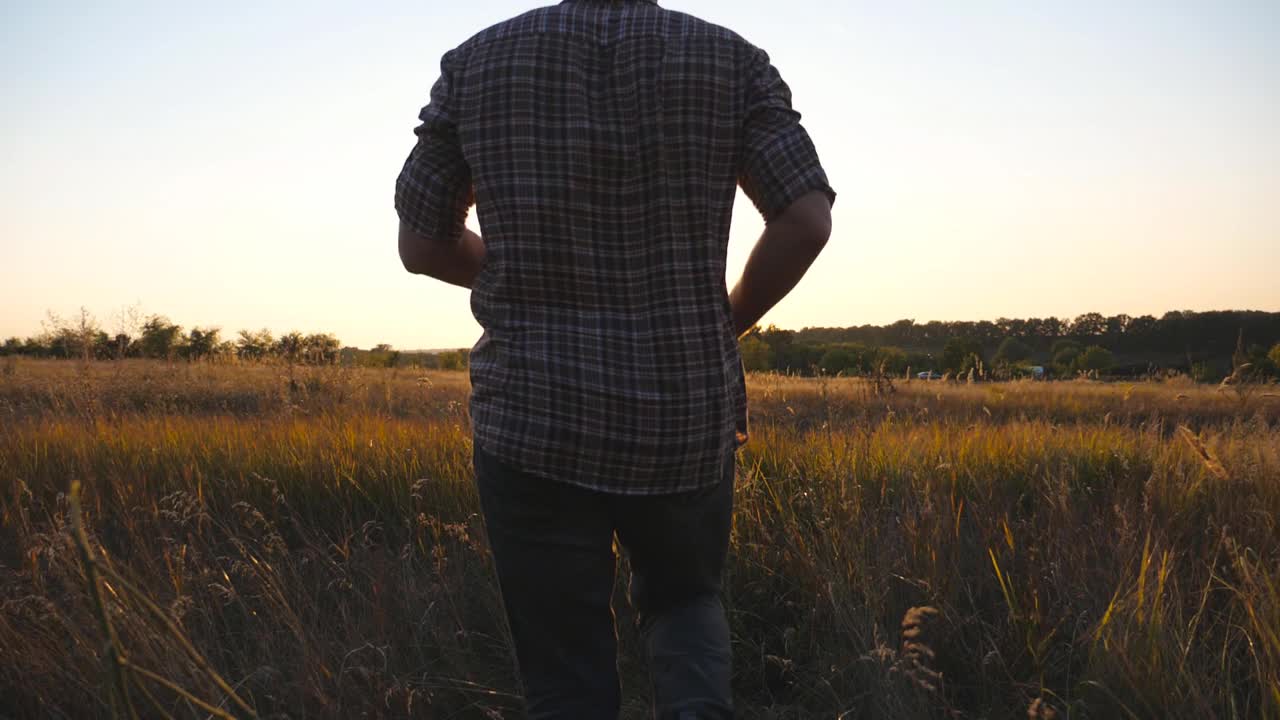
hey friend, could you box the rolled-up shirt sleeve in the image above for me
[395,49,473,241]
[737,47,836,222]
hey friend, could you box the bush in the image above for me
[994,337,1032,365]
[1077,346,1114,374]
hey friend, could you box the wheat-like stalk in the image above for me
[1176,425,1230,481]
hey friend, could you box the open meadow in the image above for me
[1,358,1278,719]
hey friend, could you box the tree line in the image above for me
[742,309,1280,381]
[1,308,479,370]
[5,308,1278,381]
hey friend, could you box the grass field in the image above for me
[1,358,1278,719]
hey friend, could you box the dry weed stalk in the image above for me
[69,481,138,719]
[68,482,258,720]
[897,606,945,695]
[1027,697,1060,719]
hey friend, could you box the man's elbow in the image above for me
[398,224,434,275]
[805,211,832,250]
[777,190,832,252]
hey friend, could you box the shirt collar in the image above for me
[562,0,659,4]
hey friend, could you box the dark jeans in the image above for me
[473,443,735,720]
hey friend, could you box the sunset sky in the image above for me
[3,0,1278,350]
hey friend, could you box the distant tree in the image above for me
[303,333,341,365]
[1049,335,1080,371]
[816,343,880,375]
[1078,346,1114,374]
[44,330,73,359]
[876,346,909,375]
[886,319,916,345]
[1104,314,1132,336]
[71,308,102,361]
[738,335,773,373]
[236,329,274,360]
[997,317,1030,339]
[994,337,1032,365]
[942,337,985,375]
[91,331,115,360]
[1,337,21,355]
[110,303,144,359]
[138,316,183,359]
[110,334,135,358]
[274,332,305,363]
[1070,312,1107,336]
[918,321,946,344]
[818,347,858,375]
[1127,315,1158,336]
[367,343,399,368]
[41,308,101,360]
[23,336,49,357]
[1052,346,1082,377]
[972,320,999,346]
[184,327,221,360]
[1269,343,1280,372]
[757,325,825,373]
[758,325,793,362]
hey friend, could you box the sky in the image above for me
[3,0,1278,350]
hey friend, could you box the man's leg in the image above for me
[612,458,735,719]
[473,443,621,719]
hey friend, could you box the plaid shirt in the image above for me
[396,0,834,494]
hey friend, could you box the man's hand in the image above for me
[729,190,832,337]
[399,222,486,289]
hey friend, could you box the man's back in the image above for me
[396,0,834,494]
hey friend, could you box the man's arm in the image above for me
[729,190,831,337]
[396,48,478,287]
[399,223,485,289]
[733,44,836,338]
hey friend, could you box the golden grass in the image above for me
[1,360,1278,718]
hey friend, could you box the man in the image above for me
[395,1,833,717]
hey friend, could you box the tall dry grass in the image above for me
[1,359,1277,718]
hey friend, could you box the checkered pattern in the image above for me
[396,0,835,494]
